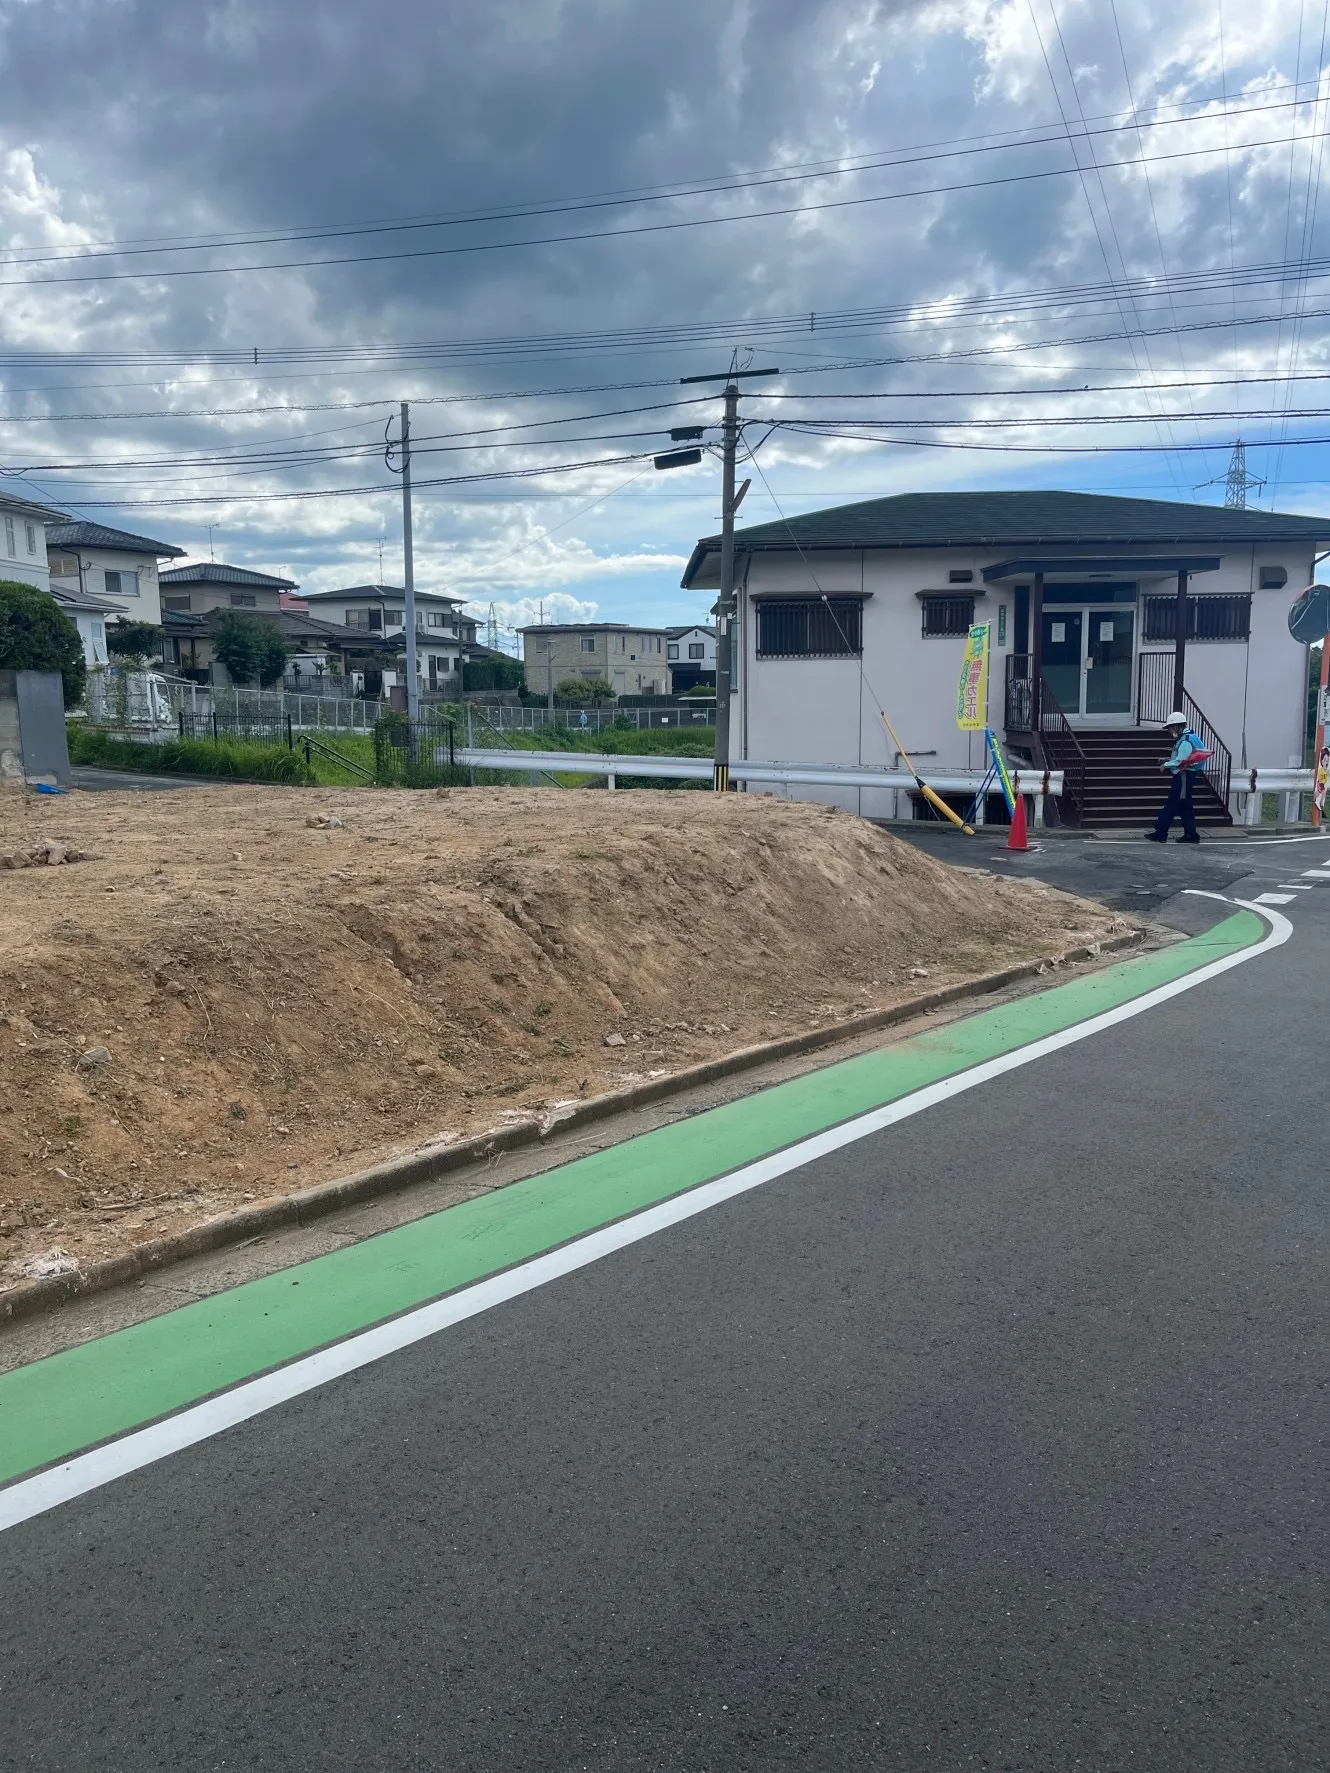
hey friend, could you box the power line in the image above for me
[4,127,1328,290]
[0,91,1321,276]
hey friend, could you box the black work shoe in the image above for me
[1177,833,1201,845]
[1144,832,1167,842]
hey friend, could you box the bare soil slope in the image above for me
[0,784,1127,1285]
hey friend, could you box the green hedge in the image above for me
[69,726,314,784]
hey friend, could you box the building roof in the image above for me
[160,561,297,589]
[46,584,121,615]
[519,621,671,635]
[681,491,1330,585]
[1,491,68,522]
[303,584,463,606]
[46,520,184,557]
[667,623,716,637]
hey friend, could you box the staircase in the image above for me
[1071,729,1233,829]
[1004,652,1234,829]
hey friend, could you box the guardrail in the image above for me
[456,748,1064,820]
[1230,767,1314,825]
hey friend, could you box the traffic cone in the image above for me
[1006,793,1029,851]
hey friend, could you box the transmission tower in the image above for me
[1197,439,1265,508]
[487,602,499,651]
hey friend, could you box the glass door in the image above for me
[1084,608,1134,716]
[1041,610,1082,714]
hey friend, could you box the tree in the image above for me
[212,611,289,687]
[107,618,164,664]
[0,578,87,708]
[462,653,524,692]
[555,676,616,704]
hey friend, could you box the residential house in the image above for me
[302,584,479,698]
[47,584,120,667]
[520,622,671,699]
[667,624,717,693]
[682,490,1330,826]
[158,562,395,688]
[47,521,185,627]
[1,491,63,593]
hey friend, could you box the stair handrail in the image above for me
[1033,672,1088,825]
[1135,651,1232,806]
[1180,689,1232,807]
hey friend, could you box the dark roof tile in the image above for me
[46,520,184,557]
[681,490,1330,585]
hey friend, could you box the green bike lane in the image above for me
[0,910,1265,1492]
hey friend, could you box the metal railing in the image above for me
[1003,655,1087,824]
[1136,651,1233,807]
[468,702,715,734]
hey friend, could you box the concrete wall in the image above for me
[732,542,1320,813]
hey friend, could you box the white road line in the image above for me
[1301,869,1330,878]
[0,897,1293,1536]
[1278,884,1315,890]
[1255,892,1297,904]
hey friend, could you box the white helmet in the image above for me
[1164,710,1186,727]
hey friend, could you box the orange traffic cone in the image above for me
[1006,793,1029,852]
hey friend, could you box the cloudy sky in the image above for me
[1,0,1329,640]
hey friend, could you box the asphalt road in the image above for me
[2,843,1328,1770]
[70,765,228,792]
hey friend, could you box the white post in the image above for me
[607,771,616,791]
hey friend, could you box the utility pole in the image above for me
[679,365,779,789]
[399,401,419,722]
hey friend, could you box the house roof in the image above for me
[45,520,185,558]
[680,491,1330,585]
[160,562,297,589]
[303,584,463,606]
[159,604,396,648]
[667,624,716,638]
[1,491,68,522]
[46,584,121,615]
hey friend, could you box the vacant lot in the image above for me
[0,784,1128,1286]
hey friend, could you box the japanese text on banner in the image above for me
[956,623,990,731]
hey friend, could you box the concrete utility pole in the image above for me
[679,365,779,791]
[399,401,419,722]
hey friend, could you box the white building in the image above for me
[667,624,717,693]
[47,584,119,666]
[47,521,185,628]
[0,491,62,592]
[682,490,1330,827]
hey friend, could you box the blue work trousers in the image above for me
[1154,769,1198,840]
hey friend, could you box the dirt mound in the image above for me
[0,785,1125,1285]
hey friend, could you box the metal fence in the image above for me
[469,702,715,734]
[211,688,385,730]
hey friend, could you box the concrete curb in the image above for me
[0,930,1145,1326]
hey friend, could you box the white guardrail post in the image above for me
[1227,767,1314,826]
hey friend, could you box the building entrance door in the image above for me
[1041,610,1082,714]
[1041,607,1135,719]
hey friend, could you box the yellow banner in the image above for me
[956,623,990,730]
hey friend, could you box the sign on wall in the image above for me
[956,624,990,731]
